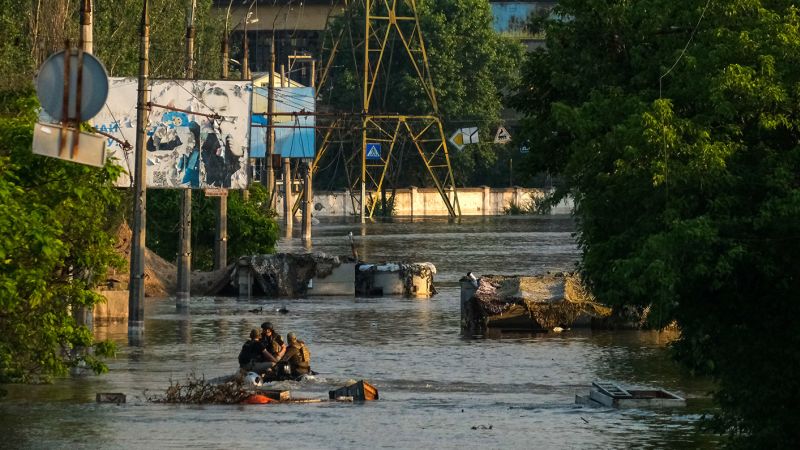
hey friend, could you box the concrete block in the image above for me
[372,271,404,295]
[94,290,129,322]
[309,263,355,296]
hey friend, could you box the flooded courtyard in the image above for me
[0,216,717,448]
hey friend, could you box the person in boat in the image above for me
[260,322,286,361]
[276,332,312,379]
[261,322,286,359]
[238,329,277,373]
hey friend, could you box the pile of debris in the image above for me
[147,372,251,404]
[238,253,354,297]
[461,272,611,333]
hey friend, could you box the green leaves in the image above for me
[516,0,800,444]
[0,90,123,385]
[147,184,278,271]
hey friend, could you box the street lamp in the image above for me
[242,10,259,79]
[221,0,258,79]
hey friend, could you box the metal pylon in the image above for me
[314,0,461,220]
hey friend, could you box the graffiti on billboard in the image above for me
[94,79,252,188]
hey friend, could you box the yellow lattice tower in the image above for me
[312,0,461,220]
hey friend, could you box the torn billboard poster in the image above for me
[251,86,315,158]
[94,78,252,188]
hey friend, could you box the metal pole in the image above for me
[215,193,228,269]
[264,35,276,209]
[222,0,232,79]
[129,0,150,338]
[74,0,94,333]
[283,157,293,237]
[215,1,230,271]
[177,0,196,308]
[80,0,93,54]
[242,19,249,79]
[361,0,371,224]
[302,160,312,242]
[310,59,316,88]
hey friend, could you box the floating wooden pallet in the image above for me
[592,381,632,398]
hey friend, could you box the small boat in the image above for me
[576,381,686,408]
[328,380,379,401]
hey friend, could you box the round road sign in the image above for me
[35,50,109,122]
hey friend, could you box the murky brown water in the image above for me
[0,216,718,448]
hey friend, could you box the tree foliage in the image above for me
[319,0,524,187]
[515,1,800,445]
[147,185,279,271]
[0,1,271,389]
[0,89,122,387]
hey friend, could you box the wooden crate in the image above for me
[328,380,379,401]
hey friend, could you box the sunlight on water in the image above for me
[0,217,718,449]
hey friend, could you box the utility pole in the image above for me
[302,160,312,242]
[281,63,292,236]
[80,0,93,53]
[73,0,94,333]
[263,36,276,209]
[221,11,229,79]
[176,0,196,308]
[242,15,250,79]
[216,1,231,271]
[129,0,150,338]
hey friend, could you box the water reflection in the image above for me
[0,216,718,448]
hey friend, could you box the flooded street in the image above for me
[0,216,717,448]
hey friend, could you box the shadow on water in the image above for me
[0,216,719,448]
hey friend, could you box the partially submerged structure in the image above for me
[575,381,686,409]
[235,253,436,298]
[460,272,611,333]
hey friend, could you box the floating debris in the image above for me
[147,372,251,404]
[328,380,379,401]
[576,381,686,409]
[96,393,126,404]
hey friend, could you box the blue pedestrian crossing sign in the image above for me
[366,143,382,160]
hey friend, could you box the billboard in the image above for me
[250,86,315,159]
[94,78,252,188]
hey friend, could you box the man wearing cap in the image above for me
[260,322,286,361]
[277,332,312,379]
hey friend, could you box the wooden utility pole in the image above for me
[129,0,150,338]
[176,0,196,308]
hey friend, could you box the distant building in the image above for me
[213,1,554,84]
[489,1,557,49]
[214,0,340,85]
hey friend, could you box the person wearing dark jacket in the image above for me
[261,322,286,360]
[238,329,276,373]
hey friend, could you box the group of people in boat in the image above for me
[238,322,312,381]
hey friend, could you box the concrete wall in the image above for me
[94,291,129,322]
[275,187,573,217]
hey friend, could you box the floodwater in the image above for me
[0,216,718,449]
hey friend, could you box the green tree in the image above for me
[147,185,279,271]
[515,1,800,445]
[318,0,524,188]
[0,90,122,388]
